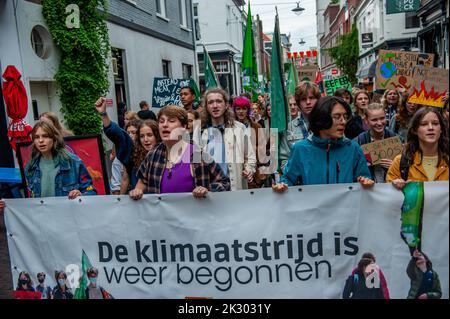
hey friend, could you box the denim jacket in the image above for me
[25,152,97,198]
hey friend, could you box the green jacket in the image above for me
[406,258,442,299]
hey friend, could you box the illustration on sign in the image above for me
[408,66,449,108]
[375,50,434,91]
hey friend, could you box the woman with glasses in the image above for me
[273,96,374,190]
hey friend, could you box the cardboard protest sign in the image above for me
[298,65,319,82]
[408,66,449,107]
[361,136,403,165]
[324,75,352,96]
[375,50,434,91]
[152,77,191,108]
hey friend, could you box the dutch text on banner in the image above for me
[4,182,449,299]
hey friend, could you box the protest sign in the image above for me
[324,75,352,96]
[4,183,448,298]
[152,77,191,108]
[360,136,403,165]
[298,66,319,82]
[375,50,434,91]
[408,66,449,107]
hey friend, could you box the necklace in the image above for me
[166,159,175,179]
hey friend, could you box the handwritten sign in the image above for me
[152,77,191,108]
[375,50,434,91]
[298,65,319,82]
[361,136,403,165]
[408,66,449,107]
[324,75,352,96]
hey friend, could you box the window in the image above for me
[193,4,200,40]
[156,0,167,18]
[405,11,420,29]
[198,60,205,74]
[182,64,193,79]
[162,60,171,77]
[213,61,230,74]
[30,25,51,59]
[179,0,188,28]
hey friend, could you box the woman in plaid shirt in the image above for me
[129,105,230,199]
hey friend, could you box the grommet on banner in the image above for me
[349,186,353,190]
[117,197,121,202]
[298,188,302,192]
[250,191,254,195]
[40,200,44,204]
[13,266,17,270]
[9,233,13,237]
[158,196,162,201]
[78,198,82,203]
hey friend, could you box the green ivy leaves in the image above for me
[43,0,110,135]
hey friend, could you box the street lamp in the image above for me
[292,2,305,15]
[299,39,306,45]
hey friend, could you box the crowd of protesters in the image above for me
[0,81,449,204]
[0,81,448,299]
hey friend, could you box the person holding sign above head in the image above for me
[386,107,449,189]
[273,96,374,191]
[355,103,398,183]
[129,105,230,199]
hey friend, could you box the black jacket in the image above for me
[343,272,384,299]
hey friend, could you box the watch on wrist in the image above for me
[99,111,108,117]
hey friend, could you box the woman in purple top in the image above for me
[129,105,230,199]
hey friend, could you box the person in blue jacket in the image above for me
[25,121,96,198]
[273,96,374,191]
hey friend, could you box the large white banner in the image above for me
[4,182,449,299]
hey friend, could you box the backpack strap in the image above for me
[399,154,410,181]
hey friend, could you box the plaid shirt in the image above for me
[137,143,231,194]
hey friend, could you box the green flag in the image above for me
[287,62,299,96]
[270,10,288,132]
[242,1,259,102]
[203,45,219,90]
[74,250,93,299]
[401,182,424,252]
[189,77,201,103]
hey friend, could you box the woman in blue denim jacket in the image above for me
[24,120,96,198]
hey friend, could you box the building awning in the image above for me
[357,60,377,79]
